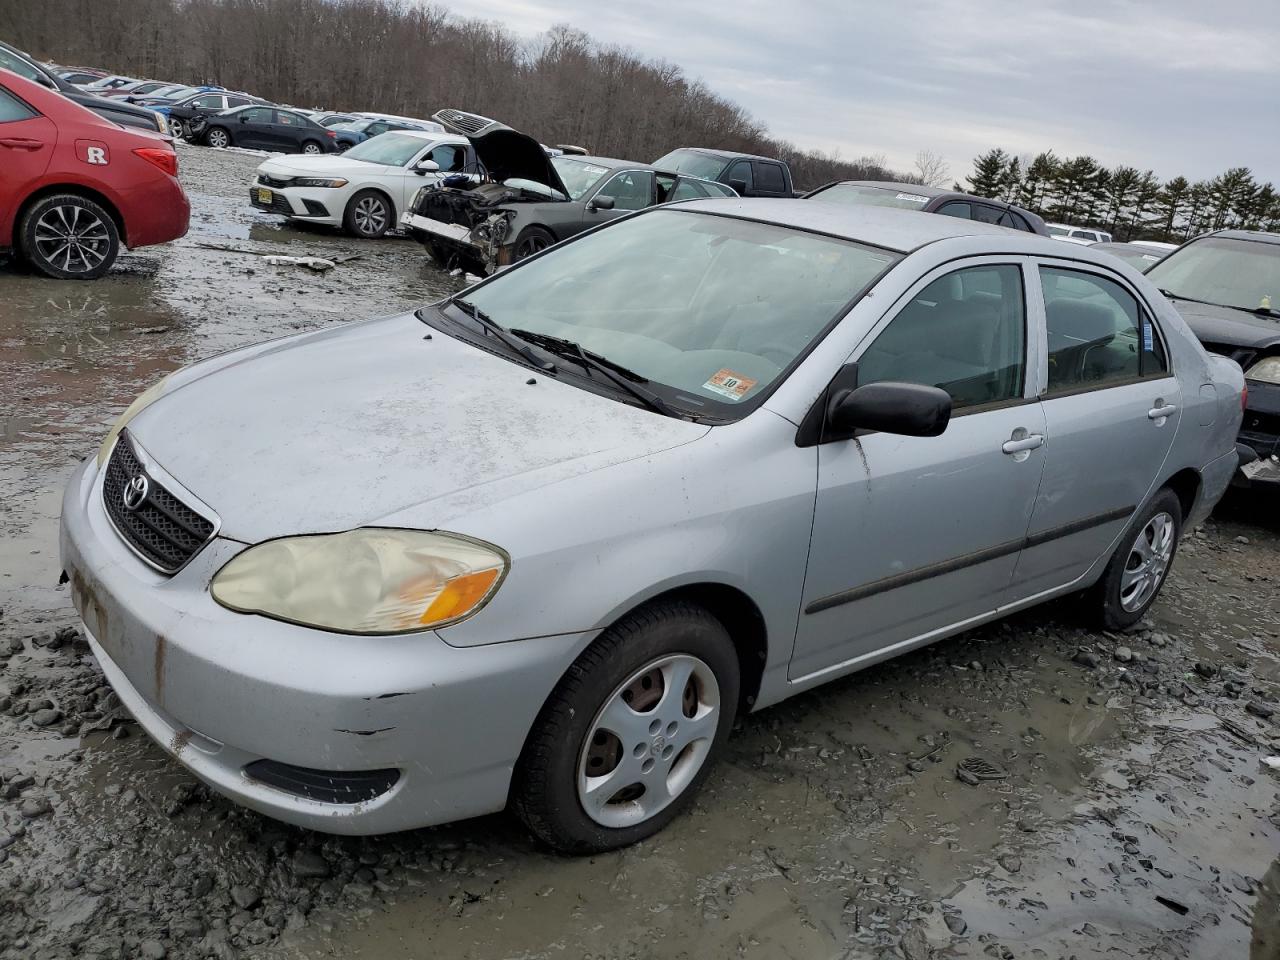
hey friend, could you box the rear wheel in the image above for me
[204,126,230,149]
[344,190,392,238]
[1092,489,1182,629]
[18,194,120,280]
[301,140,323,155]
[512,601,739,854]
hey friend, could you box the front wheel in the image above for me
[512,601,739,854]
[204,126,230,149]
[344,190,391,238]
[511,225,555,261]
[19,194,120,280]
[1092,489,1182,629]
[168,116,187,139]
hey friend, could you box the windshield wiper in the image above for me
[1159,289,1277,317]
[509,329,679,417]
[450,300,556,371]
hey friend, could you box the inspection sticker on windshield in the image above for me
[703,369,757,401]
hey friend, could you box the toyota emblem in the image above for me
[122,474,149,511]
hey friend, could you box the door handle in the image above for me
[1148,404,1177,420]
[1002,434,1045,454]
[0,137,43,150]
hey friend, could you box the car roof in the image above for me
[673,146,778,163]
[666,198,1108,255]
[1209,229,1280,246]
[378,129,467,143]
[828,180,949,199]
[560,155,649,171]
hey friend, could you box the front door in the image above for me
[578,170,655,236]
[236,107,275,150]
[0,88,56,232]
[1012,263,1181,597]
[791,261,1047,681]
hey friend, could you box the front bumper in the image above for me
[401,211,479,251]
[249,182,339,226]
[60,454,589,834]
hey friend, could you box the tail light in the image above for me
[326,130,336,138]
[134,147,178,177]
[1241,384,1248,411]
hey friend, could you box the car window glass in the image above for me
[427,143,466,171]
[226,96,250,108]
[0,88,36,123]
[595,171,654,211]
[276,111,303,126]
[936,201,972,220]
[0,50,43,82]
[727,160,753,190]
[858,264,1026,410]
[368,122,388,135]
[1041,267,1163,392]
[754,162,785,193]
[972,204,1004,225]
[192,94,221,108]
[1007,211,1033,232]
[242,107,272,123]
[669,178,710,201]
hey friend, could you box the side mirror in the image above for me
[414,159,440,176]
[728,178,748,195]
[827,381,951,437]
[239,114,250,123]
[587,195,615,212]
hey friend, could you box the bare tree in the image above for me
[913,150,950,187]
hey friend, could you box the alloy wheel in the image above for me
[32,205,112,275]
[353,196,387,235]
[516,235,549,258]
[577,654,720,829]
[207,128,229,149]
[303,142,321,155]
[1120,511,1175,612]
[168,117,185,138]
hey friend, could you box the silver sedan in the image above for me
[61,200,1244,853]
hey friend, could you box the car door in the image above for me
[184,93,222,122]
[271,110,308,152]
[396,141,463,211]
[790,260,1047,681]
[752,160,788,197]
[580,170,655,232]
[234,107,274,150]
[0,85,56,231]
[1011,262,1181,598]
[724,159,753,195]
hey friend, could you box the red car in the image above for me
[0,68,190,279]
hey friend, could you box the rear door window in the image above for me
[275,111,304,126]
[936,201,972,220]
[753,162,786,193]
[972,204,1005,225]
[1040,267,1167,393]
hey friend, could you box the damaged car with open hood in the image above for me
[400,117,737,274]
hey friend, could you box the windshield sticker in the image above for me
[895,192,930,204]
[703,369,757,401]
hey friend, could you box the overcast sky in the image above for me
[438,0,1280,186]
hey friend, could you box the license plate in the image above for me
[257,188,273,204]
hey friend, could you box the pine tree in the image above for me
[1154,176,1190,241]
[967,149,1011,198]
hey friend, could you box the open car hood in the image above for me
[434,110,569,199]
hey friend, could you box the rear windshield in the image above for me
[653,149,728,181]
[809,184,931,209]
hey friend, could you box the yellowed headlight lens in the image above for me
[96,375,172,467]
[211,529,508,634]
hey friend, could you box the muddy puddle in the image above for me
[1,145,1278,960]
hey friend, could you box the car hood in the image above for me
[258,155,388,178]
[468,122,570,199]
[128,312,706,541]
[1170,299,1280,350]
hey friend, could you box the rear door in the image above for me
[751,160,789,197]
[271,110,308,151]
[0,85,56,242]
[1011,261,1180,598]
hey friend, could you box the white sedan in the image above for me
[250,130,476,238]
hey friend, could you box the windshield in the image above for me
[455,209,900,417]
[1146,236,1280,312]
[335,120,375,132]
[549,157,610,200]
[809,183,931,209]
[344,132,428,166]
[653,149,727,181]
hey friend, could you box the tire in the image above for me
[168,116,186,139]
[423,240,452,267]
[512,600,740,854]
[511,225,555,261]
[204,126,230,149]
[18,193,120,280]
[1092,488,1182,630]
[343,190,392,239]
[301,140,323,155]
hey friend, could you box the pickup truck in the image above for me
[653,148,796,198]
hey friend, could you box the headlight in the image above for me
[1245,356,1280,385]
[96,374,172,466]
[153,113,167,134]
[291,178,348,188]
[210,529,508,634]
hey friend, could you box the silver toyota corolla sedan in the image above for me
[61,200,1245,853]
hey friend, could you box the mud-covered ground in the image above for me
[1,145,1278,960]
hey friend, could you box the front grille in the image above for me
[257,174,292,189]
[249,189,293,215]
[244,760,400,804]
[434,108,492,135]
[102,434,215,574]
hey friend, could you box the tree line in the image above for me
[964,148,1279,243]
[2,0,907,190]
